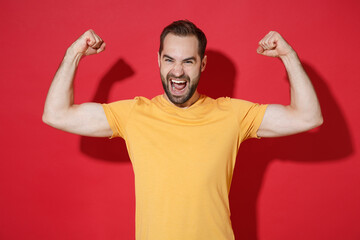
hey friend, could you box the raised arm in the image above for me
[42,30,112,137]
[256,31,323,137]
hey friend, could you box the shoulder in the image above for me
[197,96,257,112]
[228,98,257,107]
[223,97,268,118]
[210,96,253,105]
[105,96,151,106]
[103,97,153,115]
[228,98,267,110]
[211,96,255,110]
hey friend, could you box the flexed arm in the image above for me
[42,30,112,137]
[256,31,323,137]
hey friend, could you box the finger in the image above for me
[258,32,268,49]
[88,32,102,49]
[259,37,265,48]
[84,30,102,49]
[85,48,97,56]
[257,45,264,54]
[95,37,103,48]
[258,41,267,51]
[96,42,106,54]
[267,35,278,50]
[83,30,96,46]
[264,49,278,57]
[263,31,276,49]
[258,49,278,58]
[266,39,277,50]
[92,36,103,49]
[260,42,271,51]
[96,35,103,44]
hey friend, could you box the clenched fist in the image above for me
[257,31,294,58]
[67,29,106,57]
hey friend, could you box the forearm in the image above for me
[281,52,323,125]
[43,51,82,123]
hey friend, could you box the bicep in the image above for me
[257,104,314,138]
[46,102,113,137]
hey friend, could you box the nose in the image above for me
[171,62,184,77]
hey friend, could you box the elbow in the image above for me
[306,113,324,130]
[42,109,48,124]
[314,109,324,128]
[42,107,73,130]
[317,115,324,127]
[312,117,323,129]
[42,110,61,128]
[42,111,54,126]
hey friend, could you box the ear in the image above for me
[200,55,207,72]
[157,52,161,68]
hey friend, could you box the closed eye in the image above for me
[183,57,196,64]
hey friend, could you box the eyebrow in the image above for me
[183,57,196,62]
[163,55,196,62]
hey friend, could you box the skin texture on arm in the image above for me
[256,31,323,137]
[42,30,113,137]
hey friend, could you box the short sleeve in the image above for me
[102,99,136,139]
[230,98,268,142]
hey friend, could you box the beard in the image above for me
[160,71,201,106]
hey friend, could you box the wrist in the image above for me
[64,48,83,65]
[280,50,300,65]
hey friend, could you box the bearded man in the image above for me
[43,20,323,240]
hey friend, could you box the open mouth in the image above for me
[169,79,188,95]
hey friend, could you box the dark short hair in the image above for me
[159,20,207,59]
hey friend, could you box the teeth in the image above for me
[171,79,186,84]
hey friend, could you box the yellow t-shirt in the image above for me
[102,95,267,240]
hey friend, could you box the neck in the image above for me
[163,91,201,108]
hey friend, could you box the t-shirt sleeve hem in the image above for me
[253,104,269,139]
[101,103,120,139]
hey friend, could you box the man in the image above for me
[43,20,322,240]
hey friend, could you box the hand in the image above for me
[67,29,106,57]
[257,31,294,58]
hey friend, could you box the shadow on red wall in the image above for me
[229,62,353,240]
[79,58,134,163]
[79,51,353,239]
[198,50,236,98]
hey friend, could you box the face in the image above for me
[158,34,207,108]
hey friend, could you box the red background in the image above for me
[1,0,359,239]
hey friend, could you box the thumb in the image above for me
[257,45,264,54]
